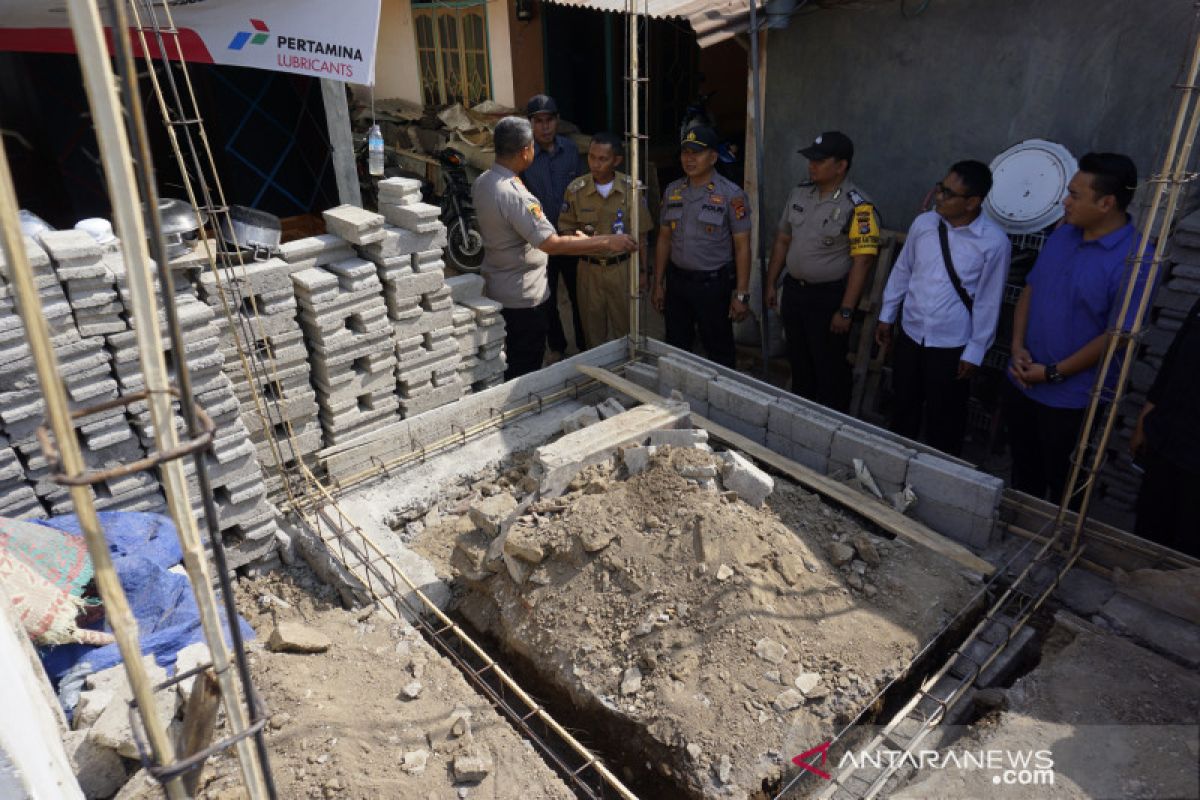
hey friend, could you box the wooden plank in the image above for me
[319,79,362,207]
[584,364,996,576]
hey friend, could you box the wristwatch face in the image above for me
[839,308,853,319]
[735,292,750,303]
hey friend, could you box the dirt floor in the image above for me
[892,616,1200,799]
[410,444,982,799]
[187,565,575,800]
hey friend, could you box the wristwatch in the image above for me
[1045,363,1066,384]
[733,291,751,304]
[839,307,853,320]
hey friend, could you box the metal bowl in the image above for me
[218,205,282,258]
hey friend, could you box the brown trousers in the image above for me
[577,258,633,350]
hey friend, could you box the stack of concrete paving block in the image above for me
[0,236,162,515]
[322,204,387,247]
[1094,209,1200,525]
[458,296,507,390]
[39,230,125,337]
[197,258,321,495]
[446,274,506,392]
[0,434,42,518]
[112,291,280,568]
[377,177,442,233]
[291,258,398,445]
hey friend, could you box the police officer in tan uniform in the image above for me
[558,132,653,350]
[651,125,752,368]
[765,131,880,411]
[473,117,636,379]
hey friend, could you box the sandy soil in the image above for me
[435,445,980,799]
[189,565,575,800]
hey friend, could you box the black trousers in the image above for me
[780,276,851,412]
[1003,381,1089,504]
[890,327,970,456]
[664,264,736,368]
[546,254,584,355]
[502,299,550,380]
[1135,447,1200,558]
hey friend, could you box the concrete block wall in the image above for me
[640,344,1006,551]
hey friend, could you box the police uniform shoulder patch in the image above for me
[568,176,588,193]
[731,196,747,220]
[529,203,544,220]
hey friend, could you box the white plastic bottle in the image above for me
[368,124,384,176]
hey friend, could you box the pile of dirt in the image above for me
[450,445,981,799]
[189,565,574,800]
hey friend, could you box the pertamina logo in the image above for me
[226,18,364,79]
[228,19,270,50]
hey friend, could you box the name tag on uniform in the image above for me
[709,194,724,204]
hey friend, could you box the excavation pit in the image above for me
[399,429,984,800]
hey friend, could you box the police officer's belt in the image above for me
[582,255,630,266]
[669,263,733,283]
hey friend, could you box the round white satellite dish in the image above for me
[984,139,1077,234]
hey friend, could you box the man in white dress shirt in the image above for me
[874,160,1010,456]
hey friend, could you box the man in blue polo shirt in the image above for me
[523,94,585,362]
[1006,152,1154,504]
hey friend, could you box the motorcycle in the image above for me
[436,147,484,273]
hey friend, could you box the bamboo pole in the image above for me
[0,138,187,799]
[627,0,642,361]
[64,0,267,794]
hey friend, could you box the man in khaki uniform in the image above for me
[557,132,653,349]
[765,131,880,411]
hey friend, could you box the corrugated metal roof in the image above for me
[541,0,766,48]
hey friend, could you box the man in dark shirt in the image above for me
[1131,296,1200,558]
[522,94,585,362]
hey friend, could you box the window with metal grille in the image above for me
[413,1,492,107]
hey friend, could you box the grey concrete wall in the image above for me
[762,0,1193,231]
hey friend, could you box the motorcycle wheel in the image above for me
[446,216,485,273]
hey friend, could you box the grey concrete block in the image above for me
[906,452,1004,517]
[623,361,659,394]
[647,428,708,448]
[1099,593,1200,668]
[446,274,485,303]
[707,376,772,428]
[708,407,767,444]
[830,425,915,485]
[656,354,716,400]
[721,450,773,506]
[911,495,995,550]
[769,399,842,456]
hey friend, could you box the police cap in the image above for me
[799,131,854,162]
[681,124,719,151]
[525,94,559,118]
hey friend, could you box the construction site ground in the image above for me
[181,564,576,800]
[403,442,981,799]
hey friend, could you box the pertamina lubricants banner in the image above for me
[0,0,382,84]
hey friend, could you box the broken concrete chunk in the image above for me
[402,749,429,775]
[267,621,331,654]
[400,680,424,700]
[720,450,774,507]
[503,526,546,564]
[851,533,882,567]
[622,444,655,476]
[686,742,702,761]
[74,688,112,730]
[772,688,804,713]
[715,564,734,581]
[647,428,708,449]
[577,525,617,553]
[620,665,643,695]
[453,752,493,783]
[468,492,518,536]
[793,672,821,695]
[561,405,601,434]
[754,638,787,664]
[595,397,626,419]
[173,640,211,702]
[827,542,855,567]
[65,729,126,800]
[677,462,719,479]
[717,754,733,784]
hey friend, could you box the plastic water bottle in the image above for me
[612,208,625,235]
[368,124,384,176]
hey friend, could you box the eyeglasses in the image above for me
[934,182,972,200]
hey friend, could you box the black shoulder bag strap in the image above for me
[937,220,974,315]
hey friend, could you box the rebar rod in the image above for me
[104,2,277,793]
[627,0,642,362]
[1060,14,1200,550]
[64,1,267,794]
[0,116,190,800]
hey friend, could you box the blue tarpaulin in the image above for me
[31,511,253,710]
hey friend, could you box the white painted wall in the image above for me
[367,0,515,107]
